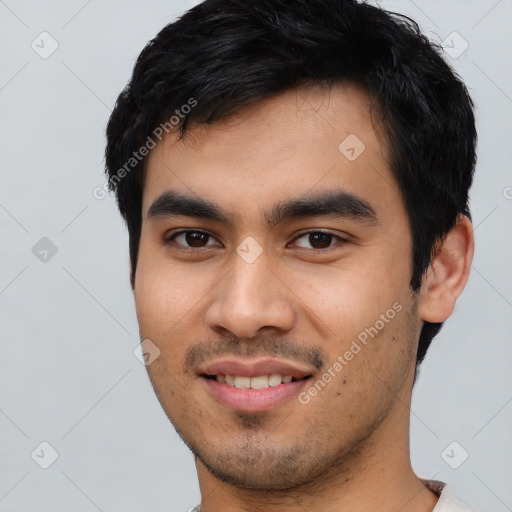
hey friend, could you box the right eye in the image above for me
[165,230,221,249]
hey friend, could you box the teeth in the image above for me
[234,376,251,388]
[268,373,282,386]
[250,375,268,389]
[215,374,294,388]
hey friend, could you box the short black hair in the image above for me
[105,0,477,367]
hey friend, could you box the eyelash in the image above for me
[164,230,347,251]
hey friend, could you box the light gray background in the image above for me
[1,0,511,510]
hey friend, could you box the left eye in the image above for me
[291,232,343,249]
[169,231,219,248]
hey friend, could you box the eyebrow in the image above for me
[146,190,378,227]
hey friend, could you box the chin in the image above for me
[188,431,347,491]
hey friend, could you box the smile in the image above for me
[198,359,315,412]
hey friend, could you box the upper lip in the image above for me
[198,358,315,379]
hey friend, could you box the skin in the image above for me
[134,83,474,511]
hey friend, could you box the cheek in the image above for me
[133,247,225,375]
[289,256,408,340]
[134,273,179,337]
[306,304,417,419]
[134,243,204,335]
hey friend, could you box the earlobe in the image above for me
[418,215,474,323]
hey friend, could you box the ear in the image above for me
[418,215,474,323]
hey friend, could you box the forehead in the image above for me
[142,83,400,224]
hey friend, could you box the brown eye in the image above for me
[170,231,218,248]
[308,232,332,249]
[292,231,345,250]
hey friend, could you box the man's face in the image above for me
[135,84,422,489]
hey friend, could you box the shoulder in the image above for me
[423,479,479,512]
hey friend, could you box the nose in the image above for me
[204,252,295,339]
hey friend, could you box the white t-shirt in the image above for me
[424,480,477,511]
[190,480,478,511]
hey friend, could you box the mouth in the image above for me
[198,359,315,412]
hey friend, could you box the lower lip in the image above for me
[201,377,310,412]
